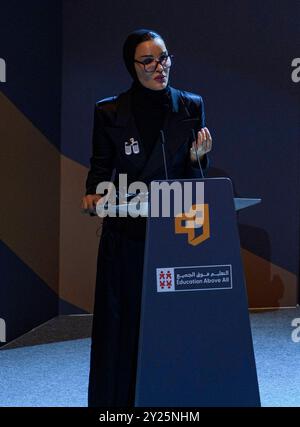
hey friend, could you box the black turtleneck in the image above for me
[130,81,171,158]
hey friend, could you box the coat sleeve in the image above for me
[188,95,209,176]
[85,105,115,195]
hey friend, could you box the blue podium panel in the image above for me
[135,178,260,407]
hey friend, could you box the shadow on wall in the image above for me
[239,225,285,309]
[206,167,296,309]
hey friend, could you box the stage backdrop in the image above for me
[60,0,300,313]
[1,0,299,345]
[0,0,62,345]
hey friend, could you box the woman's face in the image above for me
[134,38,171,90]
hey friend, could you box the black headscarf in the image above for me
[123,29,163,81]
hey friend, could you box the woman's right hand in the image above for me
[81,194,102,212]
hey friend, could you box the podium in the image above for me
[134,178,261,407]
[96,195,260,217]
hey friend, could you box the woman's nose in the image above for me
[156,62,164,72]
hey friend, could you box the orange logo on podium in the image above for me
[175,204,210,246]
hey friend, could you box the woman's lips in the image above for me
[154,75,166,82]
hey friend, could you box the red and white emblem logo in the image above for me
[156,268,175,292]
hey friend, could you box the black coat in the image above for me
[87,86,208,407]
[86,85,208,195]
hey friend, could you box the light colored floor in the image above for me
[0,308,299,407]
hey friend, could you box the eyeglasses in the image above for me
[134,54,174,73]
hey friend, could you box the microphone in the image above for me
[191,128,204,179]
[160,129,169,180]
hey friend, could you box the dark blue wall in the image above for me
[0,0,62,148]
[61,0,300,288]
[0,1,62,346]
[1,1,299,345]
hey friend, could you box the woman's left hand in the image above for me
[190,127,212,161]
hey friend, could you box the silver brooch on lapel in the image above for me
[125,137,140,155]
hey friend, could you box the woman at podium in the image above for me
[81,28,212,407]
